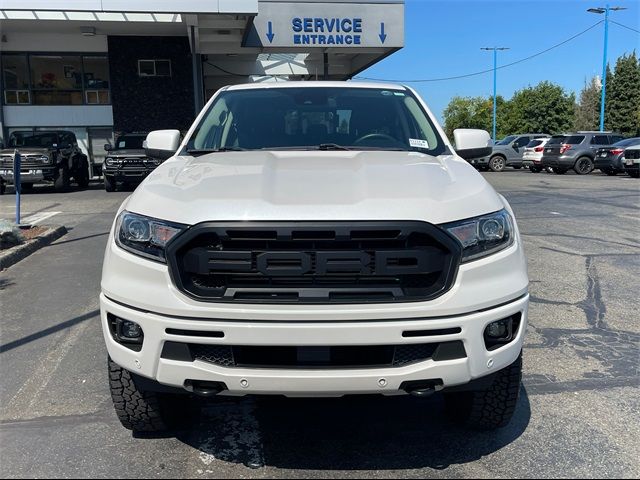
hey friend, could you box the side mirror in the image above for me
[145,130,181,160]
[453,129,492,160]
[104,143,112,152]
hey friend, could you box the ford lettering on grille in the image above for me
[167,222,462,304]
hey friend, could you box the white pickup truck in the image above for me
[101,82,529,433]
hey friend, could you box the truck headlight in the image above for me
[440,209,515,262]
[115,211,186,262]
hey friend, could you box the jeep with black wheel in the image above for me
[0,131,90,192]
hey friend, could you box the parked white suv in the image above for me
[101,82,529,433]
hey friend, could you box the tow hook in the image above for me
[184,380,227,397]
[399,379,444,397]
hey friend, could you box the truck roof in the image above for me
[224,81,409,92]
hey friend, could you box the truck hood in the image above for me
[107,149,146,157]
[0,147,50,156]
[125,150,504,225]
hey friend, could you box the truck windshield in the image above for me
[8,132,58,148]
[187,87,446,155]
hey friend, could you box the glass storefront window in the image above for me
[1,53,111,105]
[83,56,110,105]
[2,54,31,104]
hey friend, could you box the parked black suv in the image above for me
[103,133,161,192]
[541,132,625,175]
[0,130,89,193]
[594,137,640,175]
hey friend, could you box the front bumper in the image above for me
[0,168,54,184]
[101,293,528,396]
[103,166,156,182]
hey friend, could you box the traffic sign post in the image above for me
[14,149,21,225]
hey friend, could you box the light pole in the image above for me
[588,5,627,132]
[481,47,509,142]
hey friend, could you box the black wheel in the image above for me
[513,165,522,170]
[104,175,116,192]
[554,168,567,175]
[21,183,34,191]
[108,357,192,433]
[54,166,71,191]
[489,156,506,172]
[604,169,617,176]
[0,182,5,195]
[529,165,542,173]
[574,156,594,175]
[444,352,522,430]
[628,171,640,178]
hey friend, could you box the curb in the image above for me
[0,225,68,270]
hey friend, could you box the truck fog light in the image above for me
[483,314,521,351]
[486,319,510,339]
[121,320,143,339]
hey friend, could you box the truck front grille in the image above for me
[166,222,461,304]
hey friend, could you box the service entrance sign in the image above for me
[246,2,404,48]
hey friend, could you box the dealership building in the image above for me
[0,0,404,173]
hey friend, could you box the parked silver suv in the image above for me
[541,132,625,175]
[469,134,550,172]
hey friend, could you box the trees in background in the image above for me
[443,52,640,140]
[606,52,640,137]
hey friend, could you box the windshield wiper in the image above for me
[317,143,351,151]
[186,147,247,156]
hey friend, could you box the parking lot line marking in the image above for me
[21,211,61,225]
[549,211,564,216]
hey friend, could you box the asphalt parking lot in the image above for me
[0,171,638,478]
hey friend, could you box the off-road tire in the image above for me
[489,155,506,172]
[574,156,594,175]
[54,166,71,191]
[21,183,34,191]
[444,352,522,430]
[529,165,542,173]
[108,358,172,433]
[104,175,116,192]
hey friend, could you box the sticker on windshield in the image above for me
[409,138,430,149]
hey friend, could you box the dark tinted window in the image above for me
[188,87,445,154]
[115,135,145,150]
[515,136,530,147]
[609,135,624,144]
[547,136,567,145]
[526,139,543,148]
[613,137,640,147]
[566,135,585,144]
[496,135,517,145]
[8,131,58,148]
[591,135,610,145]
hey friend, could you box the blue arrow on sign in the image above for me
[379,22,387,44]
[266,21,275,43]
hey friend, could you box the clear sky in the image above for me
[359,0,640,122]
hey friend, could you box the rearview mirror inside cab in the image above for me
[453,129,492,160]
